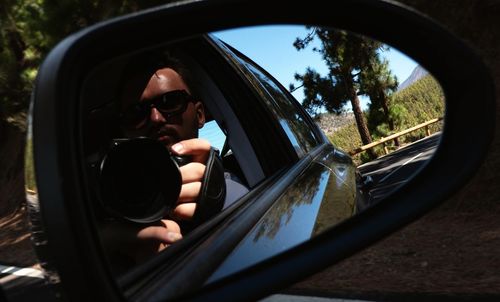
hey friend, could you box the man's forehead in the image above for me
[141,68,189,100]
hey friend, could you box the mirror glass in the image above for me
[213,26,445,204]
[79,25,445,281]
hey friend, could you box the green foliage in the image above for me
[294,28,385,116]
[388,103,408,129]
[0,0,173,129]
[0,0,176,212]
[329,74,445,164]
[1,0,46,126]
[367,74,444,143]
[293,28,401,149]
[328,122,361,154]
[362,59,399,138]
[327,122,386,165]
[359,59,398,103]
[293,67,345,115]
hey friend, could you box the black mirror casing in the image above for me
[30,0,495,301]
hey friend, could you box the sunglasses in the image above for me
[121,90,195,128]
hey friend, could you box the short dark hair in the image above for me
[155,50,201,101]
[116,49,208,137]
[118,49,202,108]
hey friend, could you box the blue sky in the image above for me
[201,25,418,150]
[213,25,418,111]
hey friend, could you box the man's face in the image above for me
[121,68,205,148]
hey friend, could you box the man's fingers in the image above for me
[171,138,210,163]
[161,219,181,234]
[178,181,201,203]
[172,203,197,220]
[179,162,205,183]
[136,225,182,244]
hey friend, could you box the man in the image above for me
[120,66,210,222]
[101,57,247,270]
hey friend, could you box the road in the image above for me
[358,132,441,204]
[0,264,51,301]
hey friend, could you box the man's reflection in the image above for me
[100,54,247,273]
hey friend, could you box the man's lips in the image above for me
[155,128,179,145]
[157,135,173,141]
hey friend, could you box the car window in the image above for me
[199,120,226,152]
[226,49,321,157]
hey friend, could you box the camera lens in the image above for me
[99,138,182,223]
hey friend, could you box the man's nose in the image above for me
[150,107,166,123]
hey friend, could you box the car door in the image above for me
[202,37,359,284]
[99,34,359,300]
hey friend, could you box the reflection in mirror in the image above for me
[208,25,445,283]
[80,25,444,280]
[216,25,445,205]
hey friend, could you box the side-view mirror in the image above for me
[26,0,495,301]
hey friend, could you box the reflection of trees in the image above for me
[253,165,324,241]
[249,66,318,153]
[312,164,356,236]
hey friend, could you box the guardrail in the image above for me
[26,188,37,195]
[349,117,443,156]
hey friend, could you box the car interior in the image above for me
[81,36,283,197]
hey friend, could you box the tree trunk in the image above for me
[344,77,371,146]
[351,96,371,145]
[348,86,376,159]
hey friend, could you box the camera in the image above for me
[98,137,187,224]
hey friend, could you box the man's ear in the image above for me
[195,101,205,129]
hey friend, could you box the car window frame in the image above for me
[203,37,301,173]
[223,43,324,155]
[216,40,325,157]
[167,39,267,187]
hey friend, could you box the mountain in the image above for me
[314,112,355,135]
[398,65,429,91]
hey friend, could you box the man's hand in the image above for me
[100,219,182,268]
[100,138,211,271]
[170,138,211,220]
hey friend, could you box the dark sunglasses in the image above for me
[120,90,195,128]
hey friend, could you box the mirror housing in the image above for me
[30,0,495,300]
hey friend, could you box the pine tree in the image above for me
[292,28,398,158]
[360,59,399,145]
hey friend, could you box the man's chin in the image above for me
[157,135,177,149]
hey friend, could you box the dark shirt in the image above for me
[223,172,249,209]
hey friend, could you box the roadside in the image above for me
[288,197,500,300]
[0,206,38,268]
